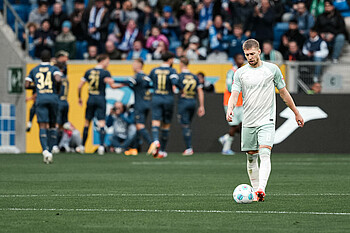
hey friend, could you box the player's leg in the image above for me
[36,101,52,164]
[148,99,162,155]
[97,119,106,155]
[81,98,94,151]
[95,99,107,153]
[242,127,260,194]
[256,123,275,201]
[27,102,36,132]
[179,101,195,155]
[48,99,59,154]
[158,98,174,157]
[135,108,152,146]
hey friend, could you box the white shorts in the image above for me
[241,123,275,151]
[224,106,243,126]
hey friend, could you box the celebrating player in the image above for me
[177,57,205,156]
[25,50,62,164]
[226,39,304,201]
[148,52,179,158]
[77,54,124,155]
[219,53,245,155]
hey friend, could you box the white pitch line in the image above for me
[0,193,349,198]
[0,208,349,216]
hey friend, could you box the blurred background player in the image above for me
[77,54,124,155]
[177,57,205,156]
[226,39,304,201]
[219,53,245,155]
[58,122,82,152]
[53,61,69,154]
[115,58,153,153]
[148,52,179,158]
[25,86,36,132]
[25,50,62,164]
[106,102,138,155]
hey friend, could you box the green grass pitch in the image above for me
[1,153,350,232]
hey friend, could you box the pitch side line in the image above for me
[0,208,349,216]
[0,193,349,198]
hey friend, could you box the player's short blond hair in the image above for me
[243,39,260,50]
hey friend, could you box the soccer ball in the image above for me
[233,184,254,204]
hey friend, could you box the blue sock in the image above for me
[48,128,58,152]
[99,127,105,146]
[152,126,160,142]
[139,128,152,145]
[82,126,89,146]
[39,128,48,151]
[160,129,170,151]
[182,126,192,149]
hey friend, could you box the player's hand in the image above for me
[78,98,83,106]
[197,106,205,117]
[226,109,234,122]
[295,113,304,127]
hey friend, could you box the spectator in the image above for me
[196,0,214,40]
[106,102,137,155]
[284,40,308,61]
[294,1,315,37]
[310,82,322,94]
[222,24,248,60]
[49,2,68,36]
[228,0,254,37]
[260,40,284,63]
[82,0,110,53]
[28,0,49,27]
[85,45,98,60]
[180,4,197,33]
[208,15,229,52]
[309,0,325,17]
[22,22,38,58]
[70,0,86,59]
[114,19,144,56]
[334,0,350,34]
[197,72,215,92]
[175,46,185,60]
[279,19,306,57]
[302,27,329,81]
[137,4,157,37]
[105,40,122,60]
[146,26,169,52]
[58,122,82,152]
[181,22,196,49]
[314,0,347,63]
[253,0,275,45]
[126,40,148,60]
[33,19,55,58]
[152,40,168,60]
[55,21,76,59]
[184,35,207,60]
[158,6,180,40]
[110,0,138,25]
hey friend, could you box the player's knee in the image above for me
[259,147,271,160]
[246,152,258,163]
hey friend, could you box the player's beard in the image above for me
[249,59,258,67]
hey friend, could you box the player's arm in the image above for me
[170,73,179,93]
[226,90,239,122]
[77,79,86,106]
[279,87,304,127]
[197,87,205,117]
[104,77,125,89]
[25,70,34,89]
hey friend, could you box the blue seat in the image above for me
[13,4,30,22]
[273,22,289,49]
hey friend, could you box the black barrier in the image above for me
[158,94,350,153]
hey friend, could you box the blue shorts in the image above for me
[177,98,196,125]
[151,95,174,124]
[85,95,106,121]
[57,100,69,125]
[134,106,150,124]
[36,95,58,124]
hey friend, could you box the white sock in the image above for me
[258,148,271,192]
[246,153,259,192]
[223,136,234,151]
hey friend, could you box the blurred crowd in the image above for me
[21,0,349,64]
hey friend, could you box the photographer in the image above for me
[106,102,138,156]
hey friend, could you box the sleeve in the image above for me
[106,114,114,127]
[170,69,179,86]
[196,76,203,89]
[226,69,234,92]
[52,66,63,77]
[273,65,286,90]
[231,69,242,93]
[83,70,89,82]
[143,75,153,88]
[25,69,34,82]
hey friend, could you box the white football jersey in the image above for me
[232,61,286,127]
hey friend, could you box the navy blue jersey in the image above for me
[127,72,152,109]
[59,76,69,101]
[26,63,61,97]
[149,66,178,95]
[83,68,111,97]
[178,72,202,99]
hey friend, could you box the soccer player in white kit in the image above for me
[226,39,304,202]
